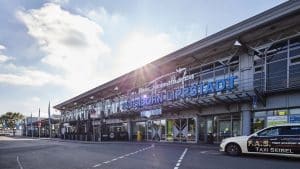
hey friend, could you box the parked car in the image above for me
[220,123,300,157]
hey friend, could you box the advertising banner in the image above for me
[247,135,300,154]
[140,108,162,118]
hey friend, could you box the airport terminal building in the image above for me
[54,1,300,143]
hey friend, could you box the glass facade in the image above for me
[199,113,241,143]
[252,108,300,133]
[146,120,166,141]
[132,121,146,140]
[132,118,195,142]
[254,36,300,92]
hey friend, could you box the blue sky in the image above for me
[0,0,286,117]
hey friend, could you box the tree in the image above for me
[0,112,24,136]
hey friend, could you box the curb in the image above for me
[49,138,219,149]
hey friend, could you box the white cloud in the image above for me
[0,64,65,86]
[31,96,41,102]
[0,44,6,50]
[16,3,111,93]
[14,3,177,95]
[0,44,14,63]
[116,31,176,73]
[0,55,10,63]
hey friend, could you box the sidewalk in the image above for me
[0,135,50,141]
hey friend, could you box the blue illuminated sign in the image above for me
[122,75,237,110]
[290,115,300,123]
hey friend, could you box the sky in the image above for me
[0,0,286,117]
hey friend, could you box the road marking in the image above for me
[16,156,24,169]
[173,148,188,169]
[200,151,208,154]
[93,145,154,168]
[111,158,117,161]
[93,164,101,167]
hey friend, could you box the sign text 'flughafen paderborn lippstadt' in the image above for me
[121,70,238,110]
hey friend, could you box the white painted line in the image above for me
[173,148,188,169]
[16,156,23,169]
[93,164,101,167]
[92,145,154,168]
[200,151,208,154]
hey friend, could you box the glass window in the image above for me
[166,119,174,141]
[267,51,287,63]
[254,66,263,72]
[280,126,300,135]
[188,118,196,141]
[290,47,300,58]
[201,72,213,80]
[201,64,213,73]
[160,120,166,140]
[290,36,300,58]
[257,127,279,137]
[252,117,265,132]
[274,109,288,116]
[290,108,300,114]
[267,60,287,90]
[254,111,266,117]
[289,64,300,87]
[229,55,239,63]
[267,110,274,116]
[290,56,300,64]
[268,41,288,55]
[254,57,264,66]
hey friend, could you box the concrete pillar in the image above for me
[242,110,251,135]
[195,116,199,143]
[127,120,132,141]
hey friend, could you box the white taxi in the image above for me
[219,123,300,157]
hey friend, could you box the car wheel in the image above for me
[226,143,241,156]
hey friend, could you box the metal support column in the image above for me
[127,120,132,141]
[242,110,251,135]
[195,116,199,144]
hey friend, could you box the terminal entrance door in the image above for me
[166,118,196,143]
[146,120,166,141]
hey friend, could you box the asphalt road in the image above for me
[0,136,299,169]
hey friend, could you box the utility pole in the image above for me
[48,102,52,138]
[38,108,40,139]
[31,113,33,138]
